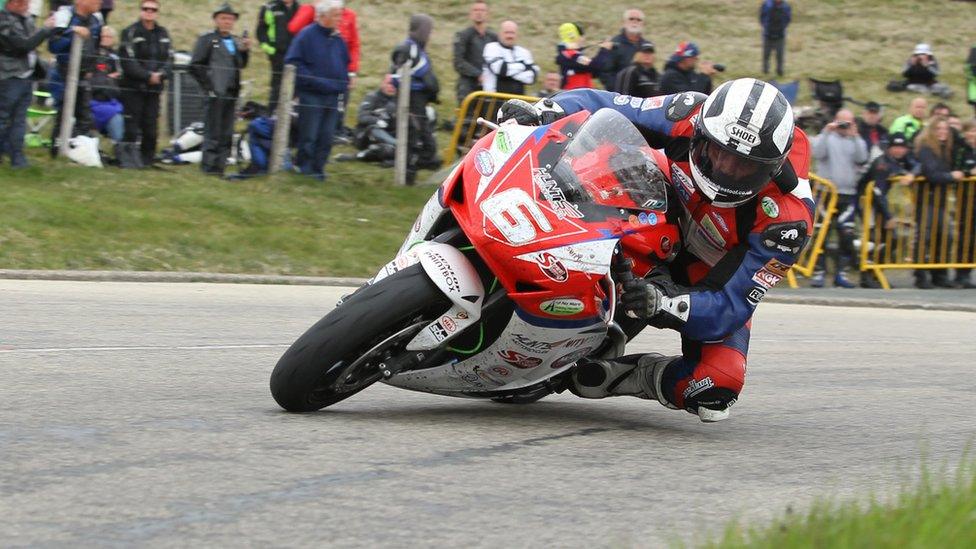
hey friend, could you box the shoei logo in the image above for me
[725,123,761,147]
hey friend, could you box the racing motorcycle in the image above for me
[271,108,682,412]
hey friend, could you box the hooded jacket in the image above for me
[390,15,439,100]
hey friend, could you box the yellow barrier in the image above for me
[447,91,840,289]
[860,177,976,289]
[445,91,539,163]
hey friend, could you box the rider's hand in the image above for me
[620,277,665,321]
[620,266,691,330]
[496,98,565,126]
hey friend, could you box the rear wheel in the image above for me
[270,264,450,412]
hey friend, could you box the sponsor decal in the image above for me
[497,350,543,369]
[710,212,730,233]
[495,131,513,154]
[630,96,643,109]
[533,252,569,282]
[683,376,715,400]
[426,251,461,292]
[439,316,458,333]
[475,150,495,177]
[761,196,780,218]
[533,167,584,220]
[512,334,588,353]
[428,323,449,341]
[491,366,512,377]
[613,94,632,106]
[474,366,505,387]
[551,346,593,369]
[747,286,766,306]
[751,268,782,289]
[780,228,799,240]
[699,215,726,248]
[539,298,585,316]
[671,164,695,203]
[641,96,666,111]
[725,123,761,147]
[456,311,470,320]
[629,212,656,228]
[763,258,791,277]
[760,221,808,256]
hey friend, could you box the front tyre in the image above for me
[270,264,450,412]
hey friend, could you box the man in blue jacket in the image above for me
[759,0,791,77]
[285,0,349,180]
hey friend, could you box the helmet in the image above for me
[689,78,795,207]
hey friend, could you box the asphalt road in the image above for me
[1,280,975,548]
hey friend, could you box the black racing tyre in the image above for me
[270,264,450,412]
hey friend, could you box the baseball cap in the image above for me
[888,133,909,148]
[913,43,932,56]
[638,42,656,53]
[865,101,881,113]
[673,41,700,59]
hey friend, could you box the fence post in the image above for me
[394,60,412,186]
[57,33,83,158]
[269,64,296,174]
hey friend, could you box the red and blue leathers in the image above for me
[553,89,815,413]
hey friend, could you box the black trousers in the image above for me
[268,52,286,111]
[120,89,160,165]
[201,95,237,175]
[762,37,785,76]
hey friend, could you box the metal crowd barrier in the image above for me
[860,177,976,289]
[447,91,839,289]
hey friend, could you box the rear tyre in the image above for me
[270,264,450,412]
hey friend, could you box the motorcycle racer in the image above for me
[497,78,813,422]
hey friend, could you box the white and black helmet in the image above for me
[689,78,795,206]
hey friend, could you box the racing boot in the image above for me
[570,353,679,409]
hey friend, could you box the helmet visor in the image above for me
[689,137,783,204]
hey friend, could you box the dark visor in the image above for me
[690,138,782,199]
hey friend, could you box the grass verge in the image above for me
[1,156,433,277]
[698,460,976,548]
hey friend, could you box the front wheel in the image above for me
[270,264,450,412]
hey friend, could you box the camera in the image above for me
[836,121,851,130]
[713,63,726,72]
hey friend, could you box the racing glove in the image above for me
[496,98,566,126]
[618,262,691,331]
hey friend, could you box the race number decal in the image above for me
[481,188,553,245]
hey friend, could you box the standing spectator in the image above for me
[759,0,791,77]
[98,0,110,22]
[391,13,440,185]
[953,119,976,288]
[452,1,495,104]
[967,45,975,116]
[598,8,652,91]
[614,43,660,98]
[190,2,250,177]
[535,71,560,98]
[555,22,611,90]
[119,0,170,168]
[810,109,869,288]
[659,41,716,95]
[89,25,123,148]
[285,0,348,180]
[48,0,102,147]
[856,133,917,288]
[889,96,927,142]
[856,101,888,158]
[255,0,300,111]
[482,21,538,95]
[913,117,963,288]
[895,43,952,99]
[0,0,55,168]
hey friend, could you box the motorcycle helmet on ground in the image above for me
[689,78,795,207]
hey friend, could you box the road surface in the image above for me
[1,280,974,547]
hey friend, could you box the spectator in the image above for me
[391,13,440,185]
[930,102,950,119]
[599,8,652,91]
[0,0,55,168]
[856,101,888,158]
[256,0,300,111]
[952,118,976,288]
[535,71,560,98]
[482,20,538,95]
[659,41,716,95]
[759,0,791,77]
[889,96,927,142]
[285,0,348,180]
[913,116,964,288]
[99,0,110,22]
[891,43,953,99]
[856,133,917,288]
[614,42,660,98]
[336,74,397,164]
[190,2,250,177]
[452,1,495,104]
[810,109,869,288]
[89,25,123,148]
[555,22,611,90]
[968,45,975,116]
[119,0,170,168]
[48,0,102,149]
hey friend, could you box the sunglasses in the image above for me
[141,6,159,12]
[627,17,644,22]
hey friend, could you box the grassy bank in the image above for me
[700,461,976,548]
[0,158,432,277]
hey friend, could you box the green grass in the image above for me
[0,156,432,277]
[697,460,976,548]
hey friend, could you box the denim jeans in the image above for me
[296,92,339,178]
[0,78,33,167]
